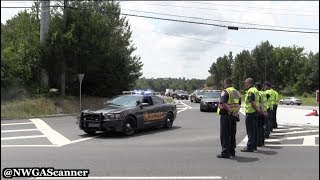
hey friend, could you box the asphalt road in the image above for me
[1,100,319,180]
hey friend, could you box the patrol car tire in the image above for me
[164,113,173,129]
[123,117,136,136]
[84,130,96,135]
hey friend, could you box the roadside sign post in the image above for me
[78,74,85,112]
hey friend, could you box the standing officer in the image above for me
[271,85,279,129]
[263,82,273,137]
[241,78,261,152]
[217,78,241,158]
[255,82,267,147]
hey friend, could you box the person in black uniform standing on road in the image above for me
[216,78,241,158]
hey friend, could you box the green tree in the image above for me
[42,0,143,96]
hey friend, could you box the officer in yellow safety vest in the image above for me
[241,78,261,152]
[254,82,267,147]
[263,81,274,137]
[271,85,279,129]
[216,78,241,158]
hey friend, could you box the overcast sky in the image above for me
[1,1,319,79]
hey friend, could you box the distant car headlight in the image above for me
[104,113,124,120]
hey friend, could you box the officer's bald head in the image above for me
[245,78,254,89]
[245,78,254,85]
[224,78,233,87]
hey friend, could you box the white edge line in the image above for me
[1,122,34,126]
[33,176,222,180]
[1,129,39,133]
[1,135,46,140]
[2,145,60,147]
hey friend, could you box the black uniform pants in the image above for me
[264,109,272,136]
[245,112,257,150]
[256,113,265,146]
[220,114,237,155]
[273,105,278,128]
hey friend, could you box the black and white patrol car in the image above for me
[78,94,177,136]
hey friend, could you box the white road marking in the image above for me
[265,135,318,142]
[179,101,192,109]
[237,134,319,147]
[271,130,319,136]
[1,122,33,126]
[303,135,316,146]
[67,137,96,145]
[30,118,72,146]
[1,129,39,133]
[237,136,248,147]
[273,127,303,131]
[1,135,46,140]
[33,176,222,179]
[1,145,60,147]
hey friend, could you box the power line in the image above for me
[2,5,319,34]
[68,6,318,34]
[186,1,318,13]
[129,2,319,17]
[150,30,252,49]
[121,8,319,31]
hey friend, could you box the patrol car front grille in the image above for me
[83,114,103,121]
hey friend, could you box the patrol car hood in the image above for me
[202,98,220,102]
[83,105,131,114]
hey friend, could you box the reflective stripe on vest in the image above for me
[265,89,273,110]
[244,86,259,113]
[217,87,240,115]
[259,91,267,112]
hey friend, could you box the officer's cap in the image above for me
[263,81,271,87]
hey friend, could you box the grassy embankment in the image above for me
[1,94,316,119]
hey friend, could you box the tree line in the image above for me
[1,0,142,99]
[209,41,319,95]
[1,1,318,100]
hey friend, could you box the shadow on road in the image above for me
[79,126,182,139]
[232,156,259,162]
[255,149,278,155]
[263,146,283,149]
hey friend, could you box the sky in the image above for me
[1,1,319,80]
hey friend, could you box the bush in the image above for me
[302,92,310,98]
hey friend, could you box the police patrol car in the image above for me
[78,94,177,136]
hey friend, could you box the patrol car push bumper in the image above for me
[79,112,126,132]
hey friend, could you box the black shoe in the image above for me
[241,148,254,152]
[265,135,270,138]
[230,152,236,157]
[216,154,230,159]
[253,147,257,151]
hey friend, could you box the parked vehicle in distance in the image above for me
[200,91,221,112]
[279,97,302,105]
[165,89,174,96]
[172,90,189,100]
[189,90,205,103]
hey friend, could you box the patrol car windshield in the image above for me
[204,92,221,98]
[108,95,141,107]
[178,91,188,94]
[196,91,205,95]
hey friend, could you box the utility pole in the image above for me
[40,0,50,88]
[61,0,68,96]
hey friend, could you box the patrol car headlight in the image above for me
[104,113,124,120]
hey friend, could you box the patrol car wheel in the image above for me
[164,113,173,129]
[84,130,96,135]
[123,117,136,136]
